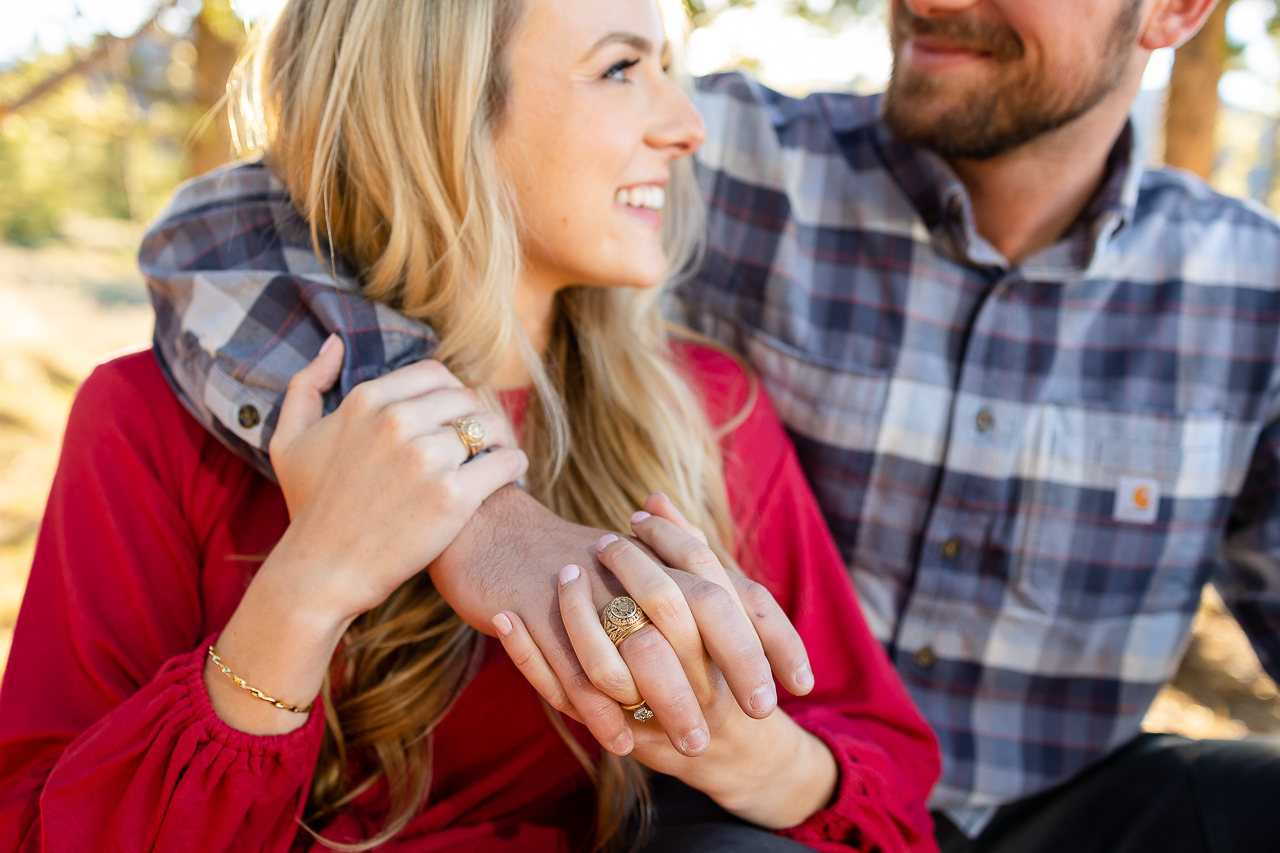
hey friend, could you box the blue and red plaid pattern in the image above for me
[680,73,1280,816]
[138,71,1280,821]
[140,162,438,480]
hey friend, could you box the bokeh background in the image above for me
[2,0,1279,740]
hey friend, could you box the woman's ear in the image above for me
[1139,0,1224,51]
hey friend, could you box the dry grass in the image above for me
[0,220,1277,743]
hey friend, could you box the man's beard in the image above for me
[881,0,1142,160]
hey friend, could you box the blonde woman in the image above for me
[0,0,939,851]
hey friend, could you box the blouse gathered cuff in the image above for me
[775,707,935,853]
[185,633,326,753]
[30,636,326,852]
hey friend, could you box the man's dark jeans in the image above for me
[935,734,1280,853]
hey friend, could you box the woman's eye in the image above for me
[603,58,640,82]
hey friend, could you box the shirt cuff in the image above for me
[774,707,931,853]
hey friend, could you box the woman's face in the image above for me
[495,0,706,296]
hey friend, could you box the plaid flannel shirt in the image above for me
[139,71,1280,824]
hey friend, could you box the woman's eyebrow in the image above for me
[584,31,663,58]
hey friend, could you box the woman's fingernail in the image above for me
[630,511,651,525]
[610,731,633,755]
[751,684,777,713]
[492,613,512,637]
[795,664,814,690]
[560,564,580,585]
[318,333,337,356]
[682,729,710,755]
[597,533,619,550]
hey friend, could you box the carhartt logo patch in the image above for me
[1114,476,1159,524]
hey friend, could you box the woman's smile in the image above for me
[614,181,667,229]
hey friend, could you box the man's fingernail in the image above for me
[318,333,337,356]
[631,511,651,525]
[682,729,710,755]
[610,731,633,754]
[597,533,619,550]
[751,684,777,713]
[795,664,814,690]
[492,613,512,637]
[560,564,580,585]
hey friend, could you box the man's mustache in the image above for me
[891,3,1025,63]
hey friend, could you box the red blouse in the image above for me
[0,346,939,852]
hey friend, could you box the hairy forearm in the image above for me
[429,484,621,633]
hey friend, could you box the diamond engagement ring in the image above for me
[621,700,655,722]
[600,596,651,646]
[450,417,486,460]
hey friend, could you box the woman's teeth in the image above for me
[615,185,665,211]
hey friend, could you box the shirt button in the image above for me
[975,408,995,433]
[941,537,961,560]
[237,404,261,429]
[995,280,1014,299]
[914,646,936,668]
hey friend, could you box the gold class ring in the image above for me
[621,699,655,722]
[600,596,652,647]
[451,417,486,460]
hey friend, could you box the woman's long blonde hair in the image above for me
[230,0,739,849]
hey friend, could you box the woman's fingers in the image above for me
[491,610,581,723]
[629,509,743,610]
[632,508,813,699]
[451,447,529,504]
[596,535,713,755]
[352,357,465,405]
[724,572,815,697]
[596,535,704,677]
[643,491,707,544]
[527,616,638,757]
[559,553,709,756]
[557,564,642,705]
[621,516,777,718]
[379,387,505,442]
[617,624,710,756]
[614,514,773,712]
[273,334,344,453]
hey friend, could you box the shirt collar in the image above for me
[863,104,1144,275]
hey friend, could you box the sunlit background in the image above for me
[2,0,1279,742]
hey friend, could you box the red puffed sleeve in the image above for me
[682,344,941,853]
[0,352,323,852]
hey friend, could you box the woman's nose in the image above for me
[647,80,707,159]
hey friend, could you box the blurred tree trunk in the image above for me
[189,2,244,178]
[1163,0,1233,180]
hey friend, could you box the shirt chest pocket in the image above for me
[1011,405,1234,618]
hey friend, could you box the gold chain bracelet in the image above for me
[207,646,315,714]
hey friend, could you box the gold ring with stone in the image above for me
[601,596,651,646]
[621,699,655,722]
[450,417,486,460]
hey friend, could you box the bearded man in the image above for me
[135,0,1278,850]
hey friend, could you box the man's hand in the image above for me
[427,486,810,758]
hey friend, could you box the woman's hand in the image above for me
[493,495,838,829]
[266,335,528,622]
[204,337,527,735]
